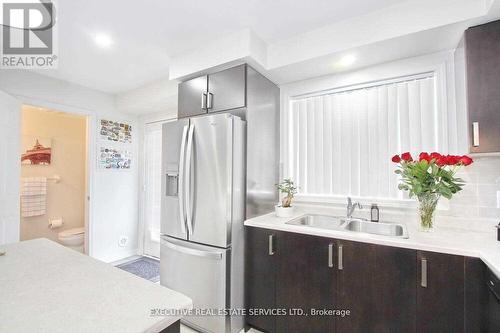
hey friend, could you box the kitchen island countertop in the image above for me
[0,238,192,333]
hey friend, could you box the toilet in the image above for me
[58,227,85,253]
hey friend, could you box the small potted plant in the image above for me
[275,178,298,217]
[391,152,473,231]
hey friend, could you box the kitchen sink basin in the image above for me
[343,219,409,238]
[285,214,347,230]
[286,214,409,239]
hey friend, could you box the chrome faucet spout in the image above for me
[346,197,363,219]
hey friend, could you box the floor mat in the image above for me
[117,256,160,282]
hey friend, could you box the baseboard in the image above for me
[96,248,139,264]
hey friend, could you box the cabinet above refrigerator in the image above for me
[178,64,246,118]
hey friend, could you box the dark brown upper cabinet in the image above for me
[465,20,500,153]
[178,65,246,119]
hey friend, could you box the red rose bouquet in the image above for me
[391,152,473,230]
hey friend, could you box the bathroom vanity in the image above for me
[0,239,192,333]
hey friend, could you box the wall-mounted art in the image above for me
[21,137,52,165]
[98,147,131,170]
[99,119,132,143]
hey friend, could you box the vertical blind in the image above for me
[287,75,442,200]
[143,122,163,245]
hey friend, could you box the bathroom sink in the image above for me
[343,220,409,238]
[285,214,347,230]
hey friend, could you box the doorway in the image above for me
[19,105,89,253]
[141,121,164,258]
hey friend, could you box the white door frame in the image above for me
[15,96,96,256]
[0,90,21,245]
[138,117,175,257]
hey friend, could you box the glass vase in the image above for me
[417,194,440,231]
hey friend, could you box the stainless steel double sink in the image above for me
[285,214,409,238]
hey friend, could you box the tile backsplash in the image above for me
[295,156,500,232]
[443,156,500,220]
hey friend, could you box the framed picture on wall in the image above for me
[98,147,131,170]
[99,119,132,143]
[21,137,52,165]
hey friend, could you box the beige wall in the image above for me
[20,106,86,242]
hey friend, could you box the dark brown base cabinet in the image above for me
[336,240,416,333]
[245,227,487,333]
[245,227,277,333]
[275,232,335,333]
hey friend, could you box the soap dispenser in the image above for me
[370,204,379,222]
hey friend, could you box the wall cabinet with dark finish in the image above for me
[464,19,500,153]
[178,64,247,119]
[245,226,488,333]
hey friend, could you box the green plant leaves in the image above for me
[276,178,298,197]
[394,159,465,199]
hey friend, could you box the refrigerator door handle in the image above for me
[185,124,195,236]
[178,125,189,234]
[161,238,223,260]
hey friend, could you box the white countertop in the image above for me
[0,238,192,333]
[244,207,500,277]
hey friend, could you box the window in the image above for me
[285,74,447,201]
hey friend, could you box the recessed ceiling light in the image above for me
[337,54,356,68]
[94,33,113,48]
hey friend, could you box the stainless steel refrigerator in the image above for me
[160,113,245,333]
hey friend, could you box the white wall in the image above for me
[0,70,139,262]
[115,77,178,117]
[279,50,500,224]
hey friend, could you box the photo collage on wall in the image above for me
[98,119,132,170]
[99,119,132,143]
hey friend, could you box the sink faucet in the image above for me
[346,197,363,219]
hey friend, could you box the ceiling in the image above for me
[30,0,404,93]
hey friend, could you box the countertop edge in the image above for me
[244,214,500,278]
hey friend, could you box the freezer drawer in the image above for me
[160,236,229,333]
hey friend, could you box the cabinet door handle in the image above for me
[338,244,343,270]
[421,259,428,288]
[201,92,207,109]
[472,122,480,147]
[207,92,213,109]
[328,243,334,268]
[268,234,275,256]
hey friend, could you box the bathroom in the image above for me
[20,105,88,253]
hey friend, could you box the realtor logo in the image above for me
[1,1,58,68]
